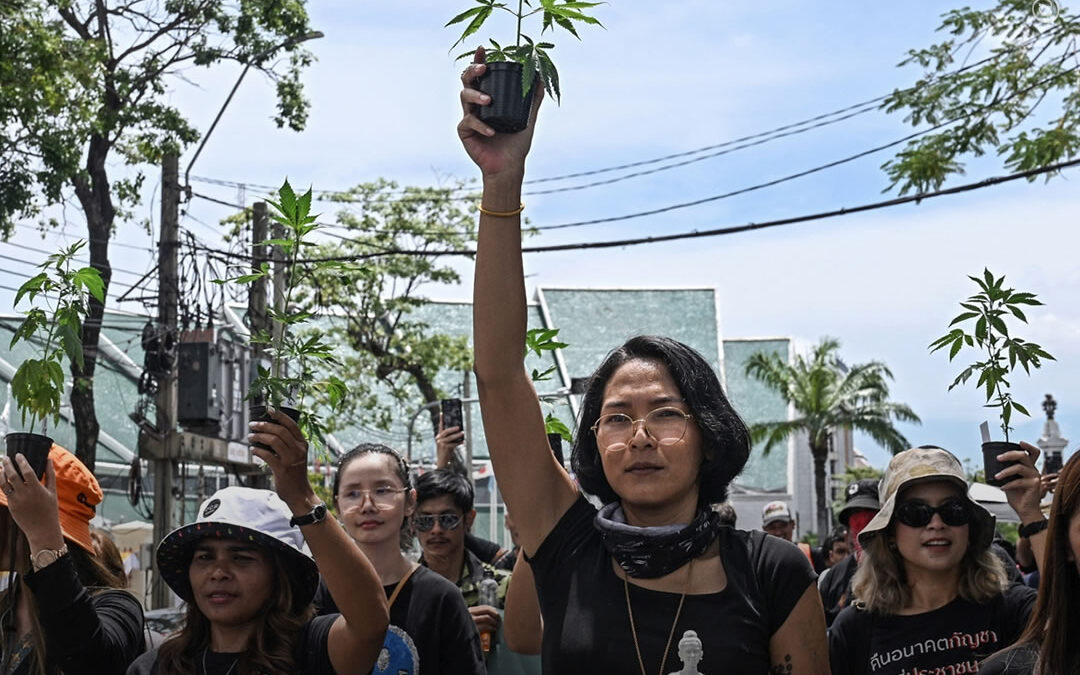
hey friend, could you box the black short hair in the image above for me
[570,335,751,505]
[414,469,474,513]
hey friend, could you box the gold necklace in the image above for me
[623,557,694,675]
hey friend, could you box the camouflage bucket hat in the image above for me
[857,446,995,552]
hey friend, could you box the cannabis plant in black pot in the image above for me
[216,180,348,453]
[6,242,104,478]
[929,269,1054,486]
[448,0,604,132]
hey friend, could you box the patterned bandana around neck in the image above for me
[594,501,720,578]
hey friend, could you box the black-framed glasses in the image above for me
[590,406,694,452]
[413,513,463,532]
[894,498,972,528]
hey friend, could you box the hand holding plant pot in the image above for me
[448,0,604,132]
[215,180,348,456]
[6,242,104,479]
[929,269,1054,486]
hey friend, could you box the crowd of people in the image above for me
[0,49,1075,675]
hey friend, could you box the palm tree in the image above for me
[745,338,920,536]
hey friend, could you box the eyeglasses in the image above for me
[413,513,463,532]
[894,498,972,528]
[590,406,694,452]
[338,486,408,510]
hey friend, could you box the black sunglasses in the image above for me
[412,513,462,532]
[895,499,972,528]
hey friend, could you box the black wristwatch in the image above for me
[290,503,328,528]
[1018,518,1048,538]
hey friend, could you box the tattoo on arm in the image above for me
[769,653,793,675]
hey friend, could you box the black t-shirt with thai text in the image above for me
[314,565,485,675]
[829,583,1036,675]
[528,495,817,675]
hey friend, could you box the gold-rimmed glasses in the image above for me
[338,486,408,510]
[590,407,694,452]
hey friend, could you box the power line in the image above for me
[0,241,148,279]
[184,156,1080,262]
[12,222,157,254]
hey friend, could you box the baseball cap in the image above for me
[0,444,101,553]
[838,479,881,526]
[156,486,319,613]
[761,500,793,527]
[858,446,995,552]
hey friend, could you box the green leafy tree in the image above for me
[0,0,316,470]
[882,0,1080,195]
[299,180,477,435]
[746,338,920,536]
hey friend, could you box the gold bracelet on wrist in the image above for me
[478,202,525,217]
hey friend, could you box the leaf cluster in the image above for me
[523,327,572,440]
[929,268,1054,440]
[447,0,604,102]
[294,179,478,435]
[880,0,1080,196]
[214,180,348,450]
[0,0,316,235]
[8,240,105,432]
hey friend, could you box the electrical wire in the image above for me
[0,240,152,279]
[183,155,1080,262]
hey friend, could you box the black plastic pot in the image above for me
[5,432,53,480]
[476,61,538,133]
[249,405,302,452]
[982,441,1021,487]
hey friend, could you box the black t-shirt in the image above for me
[818,553,857,627]
[979,643,1039,675]
[126,614,337,675]
[314,565,485,675]
[528,495,817,675]
[829,584,1037,675]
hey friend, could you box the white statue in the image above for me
[668,629,703,675]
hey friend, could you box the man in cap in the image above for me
[817,478,880,626]
[761,500,826,571]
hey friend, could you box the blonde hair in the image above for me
[852,531,1008,615]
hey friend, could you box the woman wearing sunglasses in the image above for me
[314,444,484,675]
[459,49,828,675]
[829,445,1037,675]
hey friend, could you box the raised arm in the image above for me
[998,441,1049,574]
[459,48,578,555]
[251,409,389,674]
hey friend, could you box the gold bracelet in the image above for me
[478,202,525,217]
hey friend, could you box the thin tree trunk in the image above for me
[70,135,115,473]
[812,442,830,538]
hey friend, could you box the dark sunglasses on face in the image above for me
[894,498,972,528]
[413,513,463,532]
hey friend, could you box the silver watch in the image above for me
[31,544,69,572]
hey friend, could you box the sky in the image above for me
[2,0,1078,472]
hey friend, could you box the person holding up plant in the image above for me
[829,445,1038,675]
[458,50,828,675]
[314,443,485,675]
[0,444,145,675]
[127,410,389,675]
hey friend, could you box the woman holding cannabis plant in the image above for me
[459,48,828,675]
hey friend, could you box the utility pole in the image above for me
[248,202,271,490]
[271,217,285,381]
[152,155,181,609]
